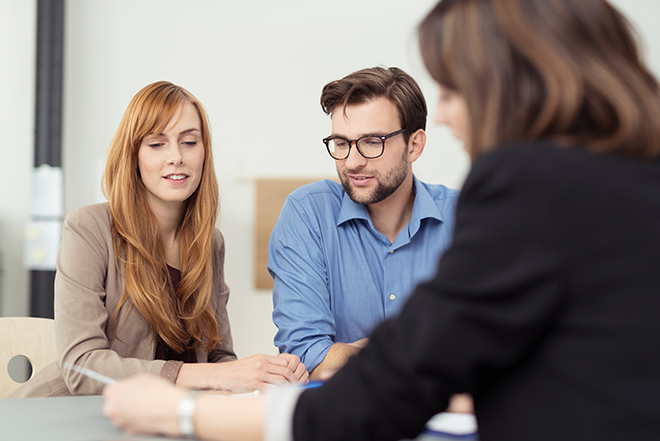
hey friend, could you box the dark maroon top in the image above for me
[154,265,197,363]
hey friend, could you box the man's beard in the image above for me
[339,149,409,205]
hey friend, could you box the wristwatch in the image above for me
[177,392,197,439]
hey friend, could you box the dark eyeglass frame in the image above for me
[322,128,408,160]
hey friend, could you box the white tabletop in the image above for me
[1,394,477,441]
[2,395,169,441]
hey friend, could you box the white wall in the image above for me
[0,0,36,317]
[1,0,659,358]
[60,0,467,358]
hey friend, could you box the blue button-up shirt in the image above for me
[269,176,459,371]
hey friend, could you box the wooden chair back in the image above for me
[0,317,57,398]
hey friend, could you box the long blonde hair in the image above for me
[103,81,221,353]
[419,0,660,161]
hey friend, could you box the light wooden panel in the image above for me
[255,178,330,291]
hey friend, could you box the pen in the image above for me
[65,363,117,385]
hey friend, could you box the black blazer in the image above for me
[293,141,660,441]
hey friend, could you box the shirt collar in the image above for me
[408,175,445,237]
[337,189,371,226]
[336,175,444,228]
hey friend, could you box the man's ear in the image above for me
[408,129,426,164]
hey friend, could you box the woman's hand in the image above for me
[105,373,267,441]
[177,353,309,393]
[277,353,310,383]
[103,374,185,437]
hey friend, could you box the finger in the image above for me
[277,353,299,364]
[285,354,302,370]
[260,359,299,380]
[260,363,300,384]
[261,372,293,385]
[293,363,308,382]
[102,381,120,398]
[297,370,309,383]
[272,363,300,382]
[264,355,289,366]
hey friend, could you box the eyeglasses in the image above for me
[323,128,407,160]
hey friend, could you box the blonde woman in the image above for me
[13,81,307,398]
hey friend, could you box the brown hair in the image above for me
[320,66,427,142]
[103,81,221,353]
[419,0,660,160]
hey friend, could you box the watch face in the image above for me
[177,394,196,438]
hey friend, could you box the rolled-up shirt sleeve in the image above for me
[269,196,336,371]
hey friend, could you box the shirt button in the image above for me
[389,294,396,301]
[389,250,394,254]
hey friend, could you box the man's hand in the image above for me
[310,338,369,380]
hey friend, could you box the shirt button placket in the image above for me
[384,246,398,317]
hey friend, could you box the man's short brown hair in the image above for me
[320,67,427,142]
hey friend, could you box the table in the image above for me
[2,395,167,441]
[1,395,477,441]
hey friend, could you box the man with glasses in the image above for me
[269,67,459,379]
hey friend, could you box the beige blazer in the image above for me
[12,203,236,397]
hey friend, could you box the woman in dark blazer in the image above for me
[103,1,660,440]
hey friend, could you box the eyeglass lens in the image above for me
[327,136,384,159]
